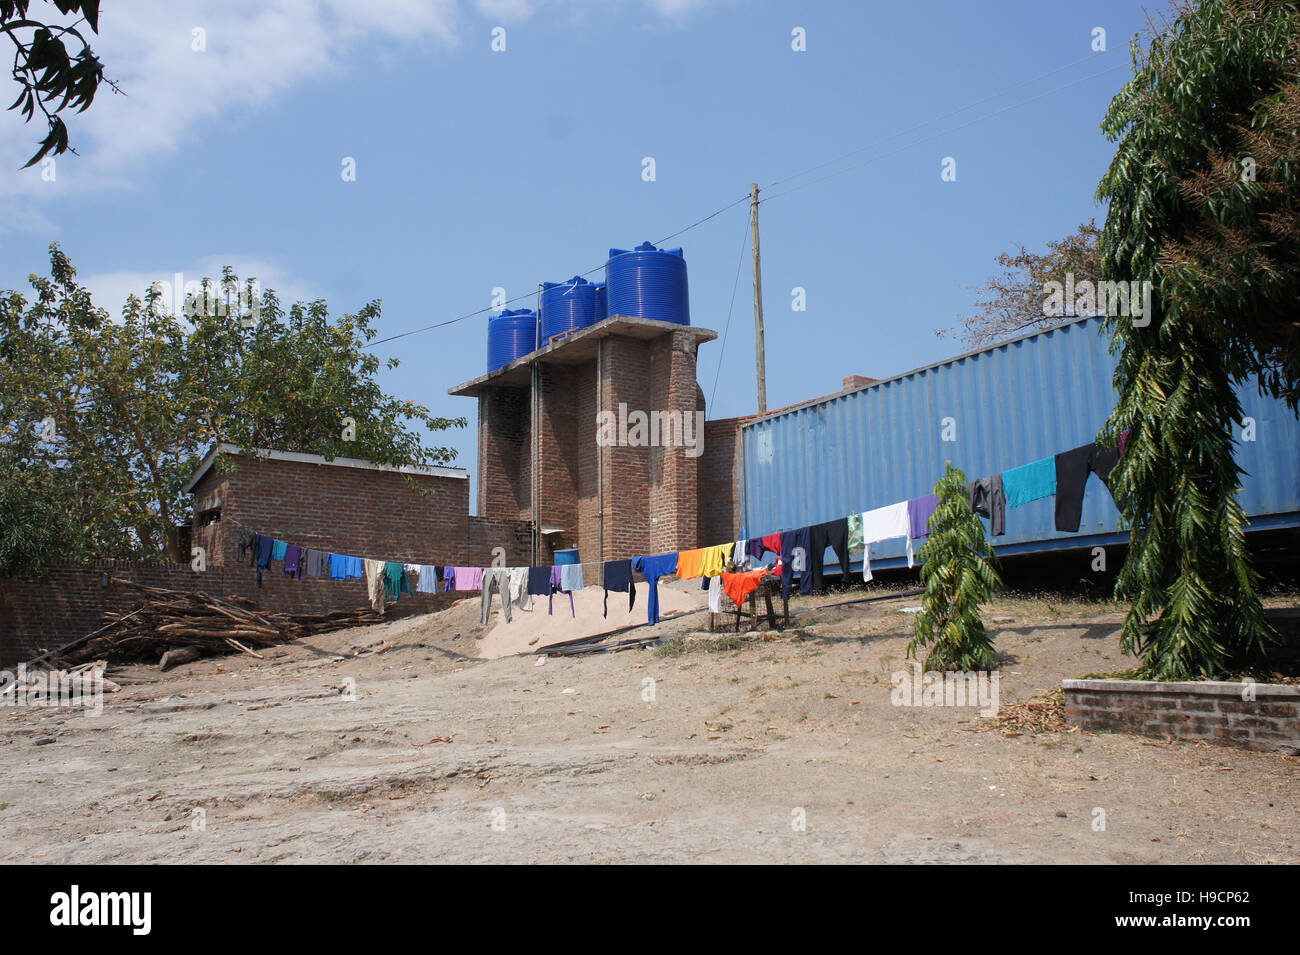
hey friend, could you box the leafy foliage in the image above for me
[943,221,1102,348]
[907,463,1003,671]
[0,244,466,573]
[2,1,109,167]
[1095,0,1299,679]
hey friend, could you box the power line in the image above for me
[364,194,749,349]
[709,203,754,410]
[367,56,1125,348]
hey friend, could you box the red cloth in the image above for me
[722,568,770,608]
[761,533,782,555]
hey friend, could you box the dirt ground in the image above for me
[2,579,1297,864]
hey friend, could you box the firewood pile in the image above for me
[48,578,384,667]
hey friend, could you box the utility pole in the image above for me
[750,182,767,415]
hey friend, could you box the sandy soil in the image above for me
[1,584,1296,864]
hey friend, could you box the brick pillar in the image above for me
[477,385,530,521]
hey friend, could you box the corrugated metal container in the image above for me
[606,241,690,325]
[742,315,1300,570]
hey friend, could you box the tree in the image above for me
[1095,0,1299,679]
[943,221,1102,348]
[0,244,466,572]
[2,1,111,168]
[907,463,1003,671]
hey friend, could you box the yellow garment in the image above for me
[676,548,705,580]
[700,544,730,578]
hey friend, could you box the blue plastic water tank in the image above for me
[486,309,538,372]
[605,241,689,325]
[554,548,580,566]
[540,276,601,343]
[593,282,607,323]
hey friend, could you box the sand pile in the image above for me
[472,577,709,659]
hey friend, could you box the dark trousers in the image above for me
[1055,443,1120,532]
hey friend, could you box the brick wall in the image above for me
[1062,678,1300,755]
[699,414,753,544]
[477,385,531,522]
[196,454,529,569]
[0,560,467,667]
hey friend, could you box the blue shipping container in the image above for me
[741,315,1300,570]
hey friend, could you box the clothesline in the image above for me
[226,435,1122,629]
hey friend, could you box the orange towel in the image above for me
[722,568,769,607]
[676,548,706,580]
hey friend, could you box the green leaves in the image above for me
[0,246,465,573]
[3,1,107,167]
[907,463,1003,672]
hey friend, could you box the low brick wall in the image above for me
[1063,678,1300,755]
[0,560,469,667]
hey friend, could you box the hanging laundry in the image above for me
[502,567,530,611]
[858,502,914,581]
[383,561,413,602]
[699,544,730,579]
[413,564,439,594]
[283,544,302,578]
[761,533,782,556]
[676,548,706,580]
[968,474,1007,537]
[779,526,812,600]
[527,566,552,598]
[480,568,512,625]
[908,494,939,541]
[305,549,329,578]
[632,553,679,626]
[602,559,635,618]
[453,566,483,592]
[722,567,770,608]
[560,563,584,594]
[237,529,257,565]
[707,575,724,613]
[270,539,288,562]
[1054,443,1120,532]
[847,513,864,556]
[808,517,849,591]
[747,538,767,563]
[547,564,575,617]
[364,558,386,613]
[1003,457,1057,508]
[442,566,456,592]
[254,534,274,587]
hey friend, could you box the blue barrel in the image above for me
[487,309,538,372]
[605,241,689,325]
[554,548,580,565]
[540,276,601,342]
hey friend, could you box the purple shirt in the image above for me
[283,544,302,578]
[908,494,939,540]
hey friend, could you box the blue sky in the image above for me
[0,0,1152,506]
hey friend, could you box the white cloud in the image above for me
[81,255,317,321]
[0,0,720,221]
[474,0,538,22]
[0,0,461,200]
